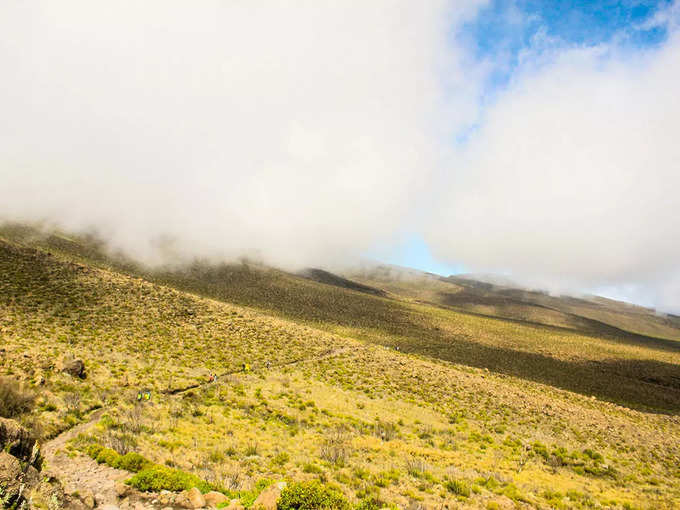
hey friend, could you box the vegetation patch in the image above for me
[277,481,350,510]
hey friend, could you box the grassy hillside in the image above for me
[2,224,680,508]
[347,265,680,343]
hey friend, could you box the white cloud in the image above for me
[0,0,483,267]
[427,23,680,311]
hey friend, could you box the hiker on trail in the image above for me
[208,373,214,383]
[143,390,151,401]
[266,361,271,369]
[136,391,142,402]
[242,362,250,373]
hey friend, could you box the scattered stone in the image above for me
[58,355,86,378]
[176,488,206,509]
[251,483,283,510]
[204,491,229,508]
[225,500,245,510]
[81,489,96,508]
[95,492,110,506]
[158,491,175,505]
[115,482,129,497]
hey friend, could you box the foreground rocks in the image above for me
[0,417,42,509]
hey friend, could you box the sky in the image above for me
[1,1,679,312]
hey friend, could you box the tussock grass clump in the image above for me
[0,377,35,418]
[444,479,470,498]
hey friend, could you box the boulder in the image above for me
[58,356,86,378]
[251,483,284,510]
[225,500,245,510]
[204,491,229,508]
[176,488,206,509]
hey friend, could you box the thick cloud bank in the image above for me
[1,1,680,312]
[0,1,480,266]
[427,19,680,311]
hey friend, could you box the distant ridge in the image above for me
[298,267,387,297]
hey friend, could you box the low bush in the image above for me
[277,481,350,510]
[85,444,152,472]
[95,447,121,466]
[0,377,35,418]
[117,452,153,472]
[127,465,212,493]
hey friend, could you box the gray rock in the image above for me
[58,356,86,378]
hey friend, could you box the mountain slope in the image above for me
[2,225,680,508]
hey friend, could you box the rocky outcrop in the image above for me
[0,418,42,509]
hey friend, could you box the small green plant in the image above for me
[302,463,323,474]
[271,452,290,466]
[277,481,350,510]
[444,479,470,498]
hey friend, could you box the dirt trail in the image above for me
[38,348,350,506]
[167,347,351,395]
[43,409,130,506]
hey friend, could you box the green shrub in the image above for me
[84,443,151,473]
[444,479,470,498]
[532,442,549,460]
[272,452,290,466]
[96,447,121,466]
[85,444,104,459]
[277,481,350,510]
[127,466,212,492]
[256,479,274,491]
[116,452,152,472]
[354,498,386,510]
